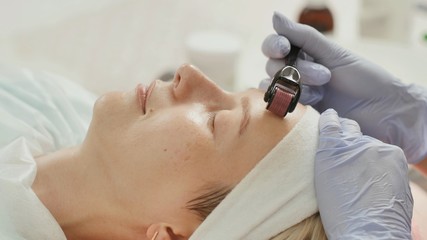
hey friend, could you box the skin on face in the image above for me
[83,64,306,238]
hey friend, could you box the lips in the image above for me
[137,81,156,114]
[137,84,146,114]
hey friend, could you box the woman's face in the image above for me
[85,64,302,237]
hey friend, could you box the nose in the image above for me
[172,64,227,104]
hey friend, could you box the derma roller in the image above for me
[264,45,302,118]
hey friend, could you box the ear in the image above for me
[146,223,191,240]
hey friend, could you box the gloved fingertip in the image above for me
[321,108,338,117]
[262,34,290,58]
[273,11,284,20]
[319,109,342,137]
[273,12,305,44]
[339,118,362,137]
[272,11,290,31]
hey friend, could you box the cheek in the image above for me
[130,116,213,165]
[157,137,218,185]
[158,133,212,170]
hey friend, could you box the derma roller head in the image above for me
[264,45,302,118]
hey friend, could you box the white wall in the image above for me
[0,0,425,94]
[0,0,302,93]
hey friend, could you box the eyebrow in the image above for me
[239,97,251,136]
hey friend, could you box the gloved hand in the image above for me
[316,109,413,240]
[260,11,427,164]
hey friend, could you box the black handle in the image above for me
[285,45,300,67]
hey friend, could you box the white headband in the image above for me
[190,106,320,240]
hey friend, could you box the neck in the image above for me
[32,146,143,239]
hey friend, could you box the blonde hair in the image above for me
[187,187,325,240]
[270,213,327,240]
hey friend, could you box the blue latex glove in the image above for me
[316,109,413,240]
[260,11,427,164]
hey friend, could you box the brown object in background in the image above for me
[298,0,334,34]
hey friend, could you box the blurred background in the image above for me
[0,0,426,94]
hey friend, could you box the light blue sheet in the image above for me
[0,64,97,151]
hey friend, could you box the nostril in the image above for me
[173,72,181,88]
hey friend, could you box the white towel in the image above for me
[190,106,320,240]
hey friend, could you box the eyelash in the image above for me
[208,112,217,132]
